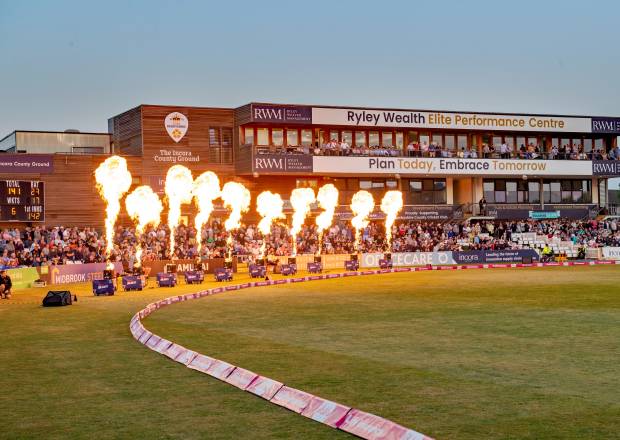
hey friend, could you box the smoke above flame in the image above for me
[315,184,339,255]
[221,181,251,260]
[164,165,194,257]
[380,190,403,251]
[256,191,285,258]
[192,171,221,255]
[289,188,316,256]
[350,190,375,251]
[95,156,133,258]
[125,185,163,265]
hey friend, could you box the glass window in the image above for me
[371,181,385,189]
[244,127,254,145]
[382,132,393,147]
[209,128,220,146]
[301,129,312,146]
[583,139,592,152]
[296,179,318,189]
[444,135,455,150]
[409,180,422,191]
[329,130,339,141]
[355,131,367,146]
[506,181,518,203]
[561,138,570,148]
[595,138,604,150]
[528,137,537,147]
[528,181,540,204]
[369,131,379,146]
[457,135,468,149]
[434,180,446,191]
[386,180,398,189]
[505,137,515,148]
[222,128,232,147]
[342,131,353,144]
[272,129,283,146]
[492,136,502,147]
[484,180,495,203]
[395,132,404,148]
[552,138,559,148]
[287,129,298,146]
[550,181,561,203]
[359,180,372,190]
[432,134,442,146]
[572,138,582,150]
[407,131,418,143]
[257,128,269,146]
[419,133,430,146]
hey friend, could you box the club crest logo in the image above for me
[164,112,188,143]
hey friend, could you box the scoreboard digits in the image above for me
[0,180,45,222]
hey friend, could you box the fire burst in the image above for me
[315,184,339,255]
[350,190,375,252]
[164,165,194,257]
[289,188,315,256]
[95,156,133,258]
[192,171,221,255]
[125,185,163,265]
[221,181,251,260]
[256,191,285,258]
[380,190,403,251]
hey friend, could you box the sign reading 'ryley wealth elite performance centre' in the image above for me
[311,107,594,132]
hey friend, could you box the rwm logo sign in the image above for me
[251,154,313,173]
[251,104,312,124]
[592,161,620,176]
[591,117,620,133]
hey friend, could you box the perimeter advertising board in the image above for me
[361,252,456,267]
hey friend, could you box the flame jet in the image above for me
[192,171,221,255]
[125,185,163,265]
[164,165,194,257]
[289,188,315,256]
[221,181,251,260]
[380,190,403,252]
[315,184,339,255]
[350,190,375,252]
[256,191,285,258]
[95,156,133,258]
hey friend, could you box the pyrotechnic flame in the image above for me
[256,191,285,258]
[221,181,251,260]
[315,184,339,255]
[192,171,221,255]
[164,165,194,256]
[95,156,133,258]
[351,190,375,252]
[125,185,163,265]
[380,190,403,251]
[289,188,316,255]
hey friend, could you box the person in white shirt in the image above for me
[500,142,508,159]
[469,149,478,158]
[340,140,350,156]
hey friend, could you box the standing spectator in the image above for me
[0,270,12,299]
[479,197,487,216]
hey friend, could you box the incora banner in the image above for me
[312,107,592,133]
[313,156,592,176]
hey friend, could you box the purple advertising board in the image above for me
[335,205,463,221]
[453,249,539,264]
[251,104,312,124]
[45,262,124,285]
[252,154,313,173]
[591,117,620,134]
[592,160,620,176]
[0,154,54,174]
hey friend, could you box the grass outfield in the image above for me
[0,267,619,439]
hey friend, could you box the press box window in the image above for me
[257,128,269,146]
[287,129,299,146]
[301,130,312,146]
[244,127,254,145]
[408,179,447,204]
[272,129,284,147]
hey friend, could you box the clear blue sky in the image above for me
[1,0,619,136]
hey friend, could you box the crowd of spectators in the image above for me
[1,217,618,269]
[264,138,620,161]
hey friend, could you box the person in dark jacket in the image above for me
[0,270,13,299]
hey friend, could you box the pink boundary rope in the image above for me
[130,260,619,440]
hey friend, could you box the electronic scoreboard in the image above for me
[0,180,45,222]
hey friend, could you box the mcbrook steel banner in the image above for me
[313,156,592,176]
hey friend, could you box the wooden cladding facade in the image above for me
[0,154,142,228]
